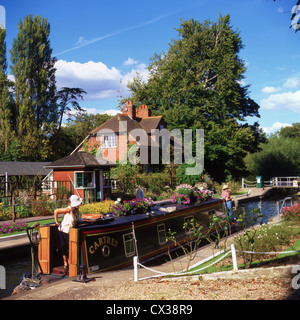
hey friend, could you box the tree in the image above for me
[10,14,57,160]
[0,28,14,158]
[127,15,265,181]
[245,123,300,179]
[56,87,87,131]
[53,112,113,158]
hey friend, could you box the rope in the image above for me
[236,249,300,255]
[136,250,231,281]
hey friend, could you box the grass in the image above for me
[186,233,300,275]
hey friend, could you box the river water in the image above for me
[1,192,299,299]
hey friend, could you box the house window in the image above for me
[102,134,117,148]
[123,233,135,257]
[75,171,95,189]
[157,224,167,245]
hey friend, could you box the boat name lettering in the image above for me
[89,236,119,255]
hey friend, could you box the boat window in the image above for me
[157,224,167,245]
[123,233,135,257]
[208,210,216,216]
[184,215,195,234]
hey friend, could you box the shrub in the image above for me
[171,184,210,204]
[137,172,170,194]
[282,204,300,221]
[79,200,115,216]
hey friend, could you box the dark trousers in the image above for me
[58,230,69,257]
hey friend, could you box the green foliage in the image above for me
[127,15,264,182]
[79,200,115,216]
[10,14,57,160]
[137,172,170,194]
[176,164,213,187]
[244,130,300,179]
[110,162,140,195]
[167,218,204,272]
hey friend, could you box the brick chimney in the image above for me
[136,104,151,119]
[122,101,136,119]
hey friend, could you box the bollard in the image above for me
[133,256,138,282]
[73,265,94,283]
[231,243,238,272]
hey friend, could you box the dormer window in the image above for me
[102,134,117,148]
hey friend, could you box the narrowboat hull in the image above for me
[38,198,226,277]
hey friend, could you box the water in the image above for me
[233,194,299,227]
[1,193,299,299]
[0,255,32,299]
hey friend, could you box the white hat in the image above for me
[70,194,82,207]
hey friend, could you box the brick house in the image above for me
[45,101,168,202]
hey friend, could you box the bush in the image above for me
[234,221,295,266]
[282,204,300,221]
[137,172,170,194]
[79,200,115,216]
[171,184,210,204]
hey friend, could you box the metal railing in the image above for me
[242,176,300,189]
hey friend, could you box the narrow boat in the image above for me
[37,197,228,277]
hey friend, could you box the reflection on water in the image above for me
[233,195,299,227]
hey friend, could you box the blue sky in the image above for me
[1,0,300,134]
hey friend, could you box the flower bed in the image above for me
[171,184,210,205]
[0,221,28,235]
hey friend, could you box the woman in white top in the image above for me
[54,194,82,276]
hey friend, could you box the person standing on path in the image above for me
[54,194,82,277]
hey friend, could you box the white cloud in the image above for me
[83,108,119,116]
[260,90,300,113]
[283,77,299,89]
[262,86,281,94]
[124,58,139,66]
[262,122,291,134]
[55,60,122,101]
[55,59,150,102]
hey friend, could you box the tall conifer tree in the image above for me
[0,27,13,157]
[10,14,57,160]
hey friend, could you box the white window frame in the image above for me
[101,134,117,148]
[157,223,167,245]
[123,233,135,257]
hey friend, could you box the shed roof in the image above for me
[45,152,115,169]
[0,162,51,176]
